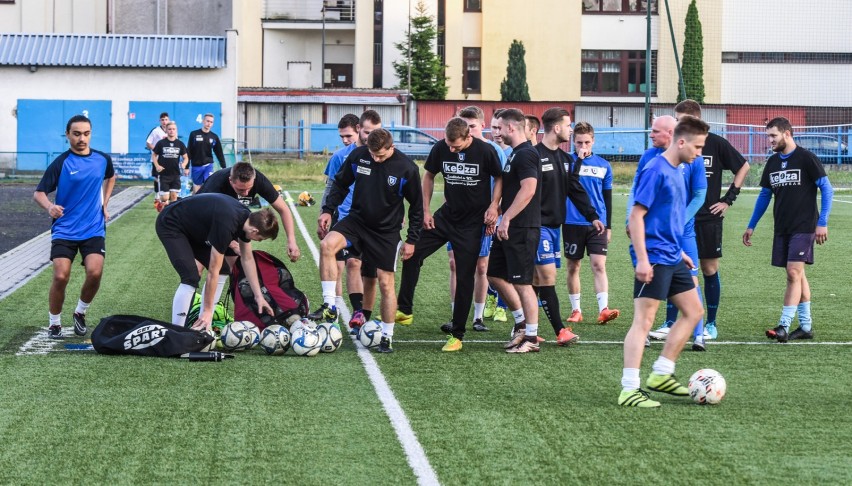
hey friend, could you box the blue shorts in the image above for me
[190,164,215,186]
[681,234,699,277]
[446,231,493,258]
[536,226,561,267]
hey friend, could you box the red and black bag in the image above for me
[229,250,309,330]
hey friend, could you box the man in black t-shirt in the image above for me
[396,118,503,351]
[487,109,543,353]
[314,129,423,353]
[744,117,833,343]
[188,113,227,193]
[675,100,750,340]
[152,121,189,207]
[156,194,279,330]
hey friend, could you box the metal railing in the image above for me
[264,0,356,21]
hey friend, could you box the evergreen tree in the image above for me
[392,0,447,100]
[680,0,705,103]
[500,40,530,102]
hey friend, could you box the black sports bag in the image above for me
[91,315,214,357]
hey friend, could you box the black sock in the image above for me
[536,285,564,334]
[362,309,372,321]
[348,292,363,312]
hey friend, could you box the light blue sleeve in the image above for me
[686,187,706,221]
[747,187,773,229]
[816,176,834,226]
[685,162,707,221]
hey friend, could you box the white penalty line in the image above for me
[390,339,852,346]
[285,192,440,486]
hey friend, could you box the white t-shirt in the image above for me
[146,126,167,150]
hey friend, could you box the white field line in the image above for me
[832,198,852,204]
[391,339,852,346]
[285,192,440,486]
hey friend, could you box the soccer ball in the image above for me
[319,323,343,353]
[243,322,261,350]
[688,369,727,405]
[200,329,218,352]
[220,321,253,351]
[357,320,383,348]
[285,314,302,326]
[290,317,316,336]
[291,325,321,357]
[260,324,290,356]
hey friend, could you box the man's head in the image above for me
[573,121,595,157]
[674,99,702,119]
[66,115,92,155]
[359,110,382,145]
[650,115,677,149]
[444,117,473,153]
[766,116,795,153]
[458,106,486,139]
[495,108,525,147]
[166,121,178,140]
[671,115,710,163]
[367,128,395,162]
[524,115,541,143]
[490,108,506,145]
[338,113,360,146]
[541,107,573,144]
[229,162,256,197]
[159,112,170,128]
[202,113,215,132]
[245,208,279,242]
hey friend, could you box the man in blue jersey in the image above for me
[619,116,709,408]
[34,115,117,338]
[744,117,833,343]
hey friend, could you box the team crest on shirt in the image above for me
[458,152,466,161]
[781,160,788,169]
[388,175,397,186]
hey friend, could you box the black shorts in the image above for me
[487,226,538,284]
[50,237,106,264]
[695,219,723,259]
[157,174,181,192]
[156,223,230,287]
[562,224,608,259]
[331,217,401,272]
[633,261,695,300]
[772,233,815,268]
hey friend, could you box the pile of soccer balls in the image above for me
[208,317,343,357]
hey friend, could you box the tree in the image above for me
[680,0,705,103]
[500,40,530,102]
[392,0,447,101]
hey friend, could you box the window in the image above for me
[581,50,656,95]
[463,47,481,93]
[722,52,852,64]
[582,0,657,14]
[464,0,482,12]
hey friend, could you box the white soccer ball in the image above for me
[220,321,253,351]
[200,329,218,352]
[688,369,727,405]
[285,314,302,326]
[260,324,290,356]
[357,320,383,348]
[291,325,321,357]
[319,323,343,353]
[243,322,261,350]
[289,317,316,336]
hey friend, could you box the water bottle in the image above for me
[179,351,234,362]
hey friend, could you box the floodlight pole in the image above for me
[664,0,686,101]
[644,1,652,149]
[322,4,326,88]
[407,0,412,95]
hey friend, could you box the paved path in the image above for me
[0,186,150,301]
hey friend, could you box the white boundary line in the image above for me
[389,339,852,346]
[285,192,440,486]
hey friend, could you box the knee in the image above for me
[85,266,103,282]
[53,270,71,286]
[786,267,804,283]
[591,261,606,274]
[476,259,488,275]
[448,258,457,273]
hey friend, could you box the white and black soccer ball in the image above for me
[290,317,317,336]
[319,323,343,353]
[260,324,290,356]
[291,325,321,357]
[243,322,261,350]
[688,369,727,405]
[285,314,302,326]
[200,329,218,352]
[357,320,383,348]
[220,321,254,351]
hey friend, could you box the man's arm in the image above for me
[194,247,226,330]
[815,176,834,245]
[421,170,436,229]
[213,134,227,168]
[102,175,116,221]
[238,241,275,314]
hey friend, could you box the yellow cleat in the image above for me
[442,336,463,352]
[394,310,413,326]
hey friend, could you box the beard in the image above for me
[772,138,787,153]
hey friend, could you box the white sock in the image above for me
[75,299,91,315]
[596,292,608,312]
[652,356,676,376]
[524,323,539,337]
[49,312,61,326]
[321,281,337,306]
[569,293,581,312]
[451,302,455,312]
[511,309,525,324]
[621,368,641,391]
[381,322,395,338]
[473,302,485,320]
[172,284,197,326]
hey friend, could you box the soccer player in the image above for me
[33,114,117,338]
[315,129,423,353]
[619,116,709,408]
[488,109,542,354]
[565,122,620,326]
[675,100,750,340]
[524,114,541,144]
[743,117,833,343]
[534,109,603,346]
[396,118,502,352]
[156,193,278,330]
[486,109,512,323]
[152,121,189,207]
[187,113,227,193]
[146,112,169,203]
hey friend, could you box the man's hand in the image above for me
[287,245,301,262]
[48,204,64,219]
[591,220,605,235]
[742,228,754,247]
[401,242,415,260]
[497,217,511,241]
[255,296,274,316]
[423,211,435,230]
[103,206,110,221]
[709,201,730,216]
[682,252,696,270]
[816,225,828,245]
[484,206,499,226]
[154,164,163,173]
[635,260,653,284]
[191,310,214,332]
[485,222,496,236]
[317,213,332,239]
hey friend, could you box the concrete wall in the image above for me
[235,0,264,87]
[112,0,232,35]
[261,27,355,88]
[0,0,107,33]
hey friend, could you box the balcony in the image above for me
[264,0,356,22]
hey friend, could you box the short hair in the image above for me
[458,106,485,121]
[674,99,702,117]
[229,162,256,183]
[492,108,507,120]
[203,113,215,120]
[166,121,177,128]
[497,108,524,128]
[541,108,571,133]
[367,128,394,152]
[360,109,381,126]
[247,208,279,240]
[524,115,541,135]
[766,116,794,135]
[445,117,470,141]
[159,112,169,119]
[573,121,595,137]
[338,113,360,130]
[673,115,710,139]
[66,115,91,133]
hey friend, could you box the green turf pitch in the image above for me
[0,191,850,484]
